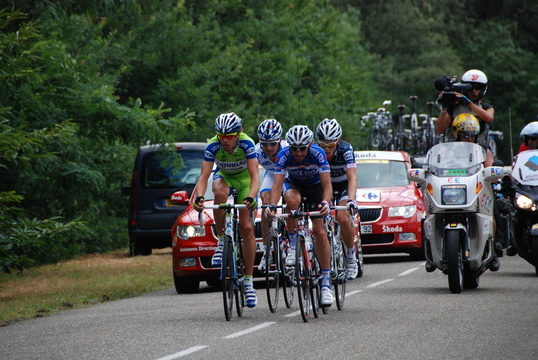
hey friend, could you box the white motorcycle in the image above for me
[408,142,504,293]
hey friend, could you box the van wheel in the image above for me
[174,272,200,293]
[130,239,152,256]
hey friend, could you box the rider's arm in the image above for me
[470,102,494,124]
[320,172,333,204]
[246,157,260,199]
[269,173,285,206]
[346,166,357,201]
[436,108,452,134]
[195,160,214,198]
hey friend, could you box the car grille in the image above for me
[362,233,394,245]
[358,208,382,222]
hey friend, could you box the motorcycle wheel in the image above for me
[446,230,463,293]
[532,236,538,276]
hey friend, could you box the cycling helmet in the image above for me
[257,119,283,141]
[316,118,342,141]
[461,69,488,98]
[285,125,314,146]
[453,113,480,139]
[215,112,242,134]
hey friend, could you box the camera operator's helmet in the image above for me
[257,119,282,141]
[316,118,342,141]
[461,69,488,98]
[286,125,314,146]
[520,121,538,145]
[215,112,242,134]
[453,113,480,140]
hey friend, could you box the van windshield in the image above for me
[141,150,202,189]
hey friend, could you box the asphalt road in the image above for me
[1,254,537,360]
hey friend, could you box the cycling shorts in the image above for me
[284,180,324,215]
[214,169,252,203]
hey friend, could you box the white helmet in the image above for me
[257,119,282,141]
[461,69,488,98]
[520,121,538,137]
[285,125,314,146]
[316,118,342,141]
[215,112,242,134]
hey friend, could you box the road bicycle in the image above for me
[201,195,252,321]
[361,100,393,151]
[421,101,439,152]
[261,205,294,312]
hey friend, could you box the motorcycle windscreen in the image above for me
[425,142,486,177]
[512,149,538,185]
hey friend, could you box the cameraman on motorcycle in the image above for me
[452,113,500,271]
[436,69,494,151]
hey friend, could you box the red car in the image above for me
[354,151,425,259]
[169,171,265,293]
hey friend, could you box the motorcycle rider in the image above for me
[517,121,538,154]
[436,69,494,150]
[453,113,500,271]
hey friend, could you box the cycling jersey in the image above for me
[204,133,257,175]
[274,144,330,185]
[326,140,356,183]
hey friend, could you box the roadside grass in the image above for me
[0,248,173,326]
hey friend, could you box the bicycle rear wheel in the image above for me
[222,236,235,321]
[265,235,280,313]
[296,236,311,322]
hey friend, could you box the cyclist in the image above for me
[316,118,360,279]
[266,125,335,306]
[193,112,260,308]
[255,119,288,271]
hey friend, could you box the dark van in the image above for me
[124,142,206,255]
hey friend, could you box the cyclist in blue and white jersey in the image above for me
[255,119,288,271]
[266,125,334,306]
[316,118,359,279]
[193,112,260,308]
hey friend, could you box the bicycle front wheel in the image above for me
[334,238,347,310]
[265,235,280,313]
[222,236,235,321]
[296,236,311,322]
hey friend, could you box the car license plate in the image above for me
[361,225,373,234]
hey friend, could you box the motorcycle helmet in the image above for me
[453,113,480,140]
[520,121,538,146]
[316,118,342,141]
[285,125,314,146]
[257,119,282,141]
[215,112,242,134]
[461,69,488,98]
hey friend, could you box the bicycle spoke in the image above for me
[222,237,234,321]
[265,236,280,313]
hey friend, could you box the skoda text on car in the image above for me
[170,167,266,293]
[354,151,425,259]
[123,142,206,255]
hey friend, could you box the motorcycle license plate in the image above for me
[361,225,373,234]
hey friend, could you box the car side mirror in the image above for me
[170,191,190,205]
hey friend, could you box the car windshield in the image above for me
[141,150,202,189]
[356,160,409,188]
[426,142,485,177]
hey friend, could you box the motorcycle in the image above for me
[504,149,538,276]
[408,142,504,293]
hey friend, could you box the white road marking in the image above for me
[366,279,394,288]
[223,321,276,339]
[155,346,208,360]
[399,267,419,276]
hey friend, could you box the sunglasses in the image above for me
[261,141,278,148]
[319,141,338,148]
[217,132,238,140]
[291,145,308,152]
[528,136,538,141]
[472,84,485,90]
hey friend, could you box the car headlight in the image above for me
[441,185,466,205]
[515,193,535,210]
[388,205,417,218]
[177,225,206,239]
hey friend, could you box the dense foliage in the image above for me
[1,0,537,272]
